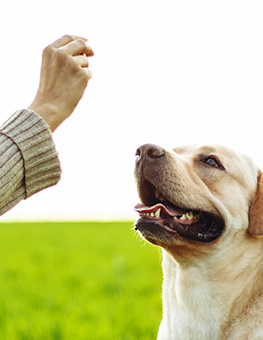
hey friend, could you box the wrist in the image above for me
[27,102,60,132]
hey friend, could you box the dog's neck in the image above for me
[160,251,223,340]
[159,243,263,340]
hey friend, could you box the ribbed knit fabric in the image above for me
[0,109,61,216]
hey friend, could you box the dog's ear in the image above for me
[248,171,263,237]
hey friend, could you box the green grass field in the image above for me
[0,221,163,340]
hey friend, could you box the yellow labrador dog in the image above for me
[134,143,263,340]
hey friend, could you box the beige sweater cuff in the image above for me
[0,109,61,198]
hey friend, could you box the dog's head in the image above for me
[134,144,263,260]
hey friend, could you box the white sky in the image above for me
[0,0,263,220]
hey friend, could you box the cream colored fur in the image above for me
[135,144,263,340]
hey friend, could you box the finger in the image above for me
[84,68,93,81]
[62,39,94,57]
[50,35,88,49]
[73,55,90,68]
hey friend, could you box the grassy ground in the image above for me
[0,221,162,340]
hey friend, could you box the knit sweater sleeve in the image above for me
[0,109,61,216]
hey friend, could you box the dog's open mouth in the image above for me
[134,181,224,243]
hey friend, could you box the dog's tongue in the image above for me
[134,203,183,217]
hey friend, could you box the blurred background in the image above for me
[1,0,263,221]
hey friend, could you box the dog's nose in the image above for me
[135,144,165,161]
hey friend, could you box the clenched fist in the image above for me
[28,35,94,131]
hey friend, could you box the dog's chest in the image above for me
[160,256,223,340]
[160,297,222,340]
[160,254,263,340]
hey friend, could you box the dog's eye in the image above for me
[206,158,219,167]
[200,156,225,170]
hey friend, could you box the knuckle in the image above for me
[71,63,80,74]
[54,49,69,63]
[62,34,74,41]
[75,67,89,82]
[76,38,86,46]
[74,38,87,50]
[81,69,93,83]
[42,44,54,58]
[81,55,89,66]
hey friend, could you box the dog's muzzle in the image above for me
[134,144,224,243]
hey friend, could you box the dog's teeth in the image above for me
[139,208,162,219]
[186,211,194,219]
[155,208,161,218]
[140,208,200,221]
[180,214,187,221]
[179,211,200,221]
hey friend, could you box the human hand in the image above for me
[28,35,94,131]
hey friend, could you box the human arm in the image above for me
[0,35,94,216]
[0,109,61,215]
